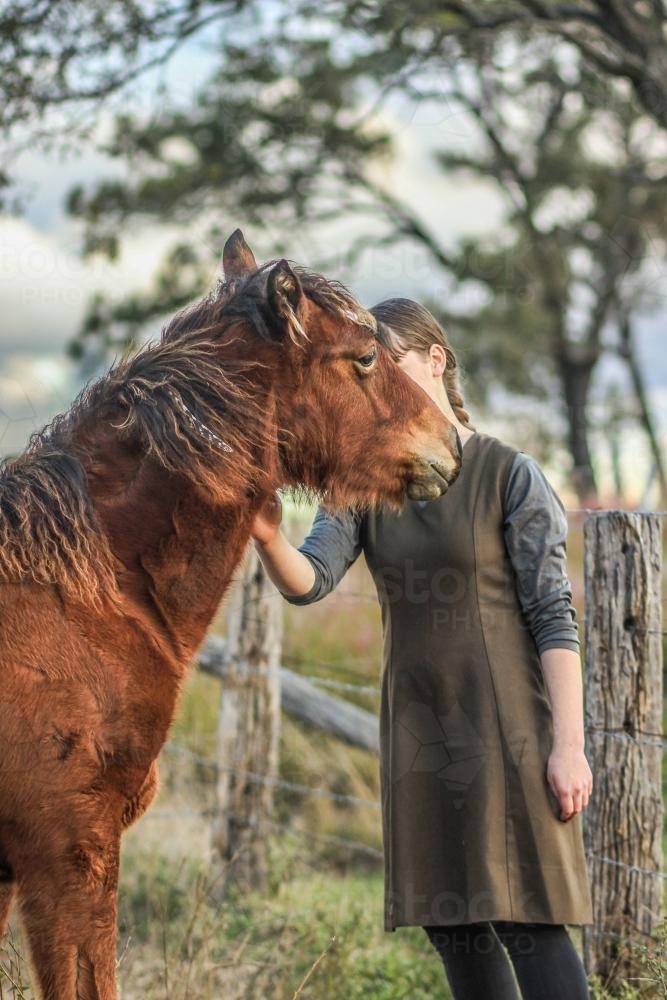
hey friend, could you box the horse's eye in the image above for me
[356,348,377,370]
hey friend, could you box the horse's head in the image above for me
[215,229,461,509]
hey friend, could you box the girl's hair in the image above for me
[370,298,475,430]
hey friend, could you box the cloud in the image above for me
[0,215,179,358]
[0,211,181,456]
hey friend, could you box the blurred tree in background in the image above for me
[430,41,667,501]
[2,0,666,501]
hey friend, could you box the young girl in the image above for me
[251,298,593,1000]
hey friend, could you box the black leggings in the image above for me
[423,920,590,1000]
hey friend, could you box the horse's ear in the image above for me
[265,260,305,342]
[222,228,258,279]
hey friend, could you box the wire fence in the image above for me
[162,726,667,887]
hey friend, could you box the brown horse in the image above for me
[0,230,460,999]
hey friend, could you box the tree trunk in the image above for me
[210,545,282,897]
[618,316,667,506]
[559,354,598,504]
[582,512,663,984]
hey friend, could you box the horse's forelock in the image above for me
[163,261,375,347]
[292,267,377,336]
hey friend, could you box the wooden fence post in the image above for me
[210,544,282,895]
[582,511,663,984]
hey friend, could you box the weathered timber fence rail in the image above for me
[176,509,665,986]
[198,635,379,752]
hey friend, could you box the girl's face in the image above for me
[395,344,446,403]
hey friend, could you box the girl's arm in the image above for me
[540,647,592,821]
[502,453,592,821]
[252,494,363,604]
[503,452,580,655]
[540,648,585,751]
[252,495,317,597]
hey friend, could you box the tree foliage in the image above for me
[2,1,667,498]
[4,2,667,134]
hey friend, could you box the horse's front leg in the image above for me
[0,864,16,942]
[19,832,121,1000]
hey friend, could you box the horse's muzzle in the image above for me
[406,430,462,500]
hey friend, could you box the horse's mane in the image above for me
[0,264,374,606]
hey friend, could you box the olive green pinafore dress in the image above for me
[360,432,593,931]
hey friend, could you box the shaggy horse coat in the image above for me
[0,230,460,999]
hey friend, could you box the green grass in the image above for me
[110,832,449,1000]
[4,824,665,999]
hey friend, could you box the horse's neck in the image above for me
[87,438,268,668]
[137,476,257,663]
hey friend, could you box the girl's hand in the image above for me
[251,492,283,547]
[546,748,593,822]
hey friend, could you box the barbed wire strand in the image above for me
[164,742,381,809]
[564,509,667,516]
[584,727,667,750]
[585,853,667,881]
[303,676,379,695]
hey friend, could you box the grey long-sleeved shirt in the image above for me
[282,451,580,655]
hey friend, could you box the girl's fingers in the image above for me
[559,791,575,821]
